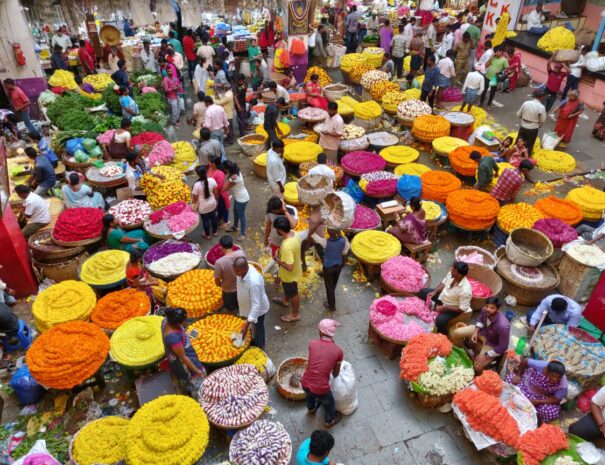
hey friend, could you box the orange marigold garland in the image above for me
[534,196,583,226]
[474,371,503,397]
[399,333,452,381]
[420,171,462,203]
[518,424,569,465]
[91,289,151,331]
[449,146,491,177]
[26,321,110,389]
[412,115,451,142]
[446,190,500,230]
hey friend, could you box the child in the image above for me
[246,98,259,127]
[382,52,395,79]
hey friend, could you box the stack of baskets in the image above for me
[29,230,89,283]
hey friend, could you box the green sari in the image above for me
[248,45,261,72]
[107,228,151,252]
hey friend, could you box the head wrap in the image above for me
[318,319,340,337]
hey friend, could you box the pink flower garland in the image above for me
[166,210,198,232]
[341,151,386,175]
[533,218,578,248]
[370,296,433,341]
[468,278,492,298]
[147,140,175,167]
[381,256,427,293]
[350,204,381,230]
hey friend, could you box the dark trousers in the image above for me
[517,126,539,156]
[417,287,459,334]
[187,59,197,83]
[486,86,497,106]
[200,211,217,236]
[423,48,433,71]
[393,56,404,79]
[346,31,358,53]
[237,109,247,137]
[225,119,234,145]
[217,195,229,223]
[562,75,579,101]
[265,128,278,150]
[222,291,238,312]
[480,75,490,105]
[420,88,435,107]
[544,88,558,112]
[252,314,266,349]
[323,265,343,310]
[303,386,336,423]
[569,413,602,441]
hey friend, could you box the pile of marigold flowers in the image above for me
[537,26,576,52]
[72,416,130,465]
[110,315,164,367]
[169,141,197,172]
[380,145,419,165]
[394,163,431,177]
[167,269,222,317]
[432,136,469,155]
[399,333,452,381]
[535,196,583,225]
[235,346,270,375]
[497,203,544,234]
[449,146,491,177]
[340,53,367,73]
[533,149,576,173]
[351,230,401,264]
[371,80,399,102]
[447,190,500,231]
[80,250,130,286]
[566,186,605,220]
[382,91,408,112]
[354,100,383,120]
[91,288,150,331]
[283,141,322,163]
[33,280,96,332]
[189,314,251,364]
[256,122,291,139]
[421,171,461,203]
[27,321,109,389]
[412,115,451,142]
[349,63,374,83]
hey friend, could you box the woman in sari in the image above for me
[507,358,568,424]
[62,173,105,209]
[505,47,522,92]
[379,20,394,53]
[208,156,231,229]
[554,90,585,148]
[593,101,605,141]
[305,74,328,110]
[388,196,427,244]
[248,38,261,74]
[102,214,152,252]
[126,248,165,311]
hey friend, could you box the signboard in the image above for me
[482,0,523,37]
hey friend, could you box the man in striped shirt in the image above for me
[490,160,534,203]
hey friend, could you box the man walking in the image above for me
[214,235,246,313]
[263,98,286,149]
[203,95,230,162]
[516,88,547,156]
[273,216,302,323]
[235,257,270,348]
[3,79,40,138]
[312,225,350,312]
[390,25,407,79]
[267,140,287,197]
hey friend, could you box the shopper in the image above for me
[214,86,235,145]
[196,127,220,170]
[273,216,303,322]
[214,235,246,313]
[182,29,197,84]
[203,96,229,161]
[223,161,250,241]
[140,39,157,72]
[505,46,522,92]
[192,57,210,94]
[3,79,40,138]
[569,385,605,442]
[309,153,335,185]
[345,5,362,53]
[163,67,182,126]
[263,98,286,149]
[490,160,535,204]
[51,27,72,52]
[544,57,570,113]
[234,257,270,348]
[111,59,130,92]
[593,100,605,141]
[420,55,440,108]
[379,19,394,53]
[562,46,588,100]
[409,28,425,74]
[423,18,438,70]
[235,74,248,137]
[196,37,215,64]
[297,431,337,465]
[24,147,55,196]
[435,49,456,109]
[391,25,407,79]
[14,185,50,238]
[313,25,327,68]
[516,88,547,156]
[554,90,584,148]
[78,40,96,75]
[190,91,207,130]
[481,46,508,107]
[119,86,139,120]
[264,196,299,257]
[192,165,219,239]
[208,156,230,229]
[248,38,261,73]
[301,319,344,427]
[460,67,484,113]
[266,140,287,197]
[437,24,455,60]
[312,226,350,312]
[403,17,416,51]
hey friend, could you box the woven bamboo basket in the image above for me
[323,83,349,102]
[31,252,89,283]
[29,229,84,262]
[276,357,308,401]
[144,214,200,240]
[381,270,431,295]
[238,134,267,157]
[466,263,502,310]
[51,232,101,248]
[505,228,553,267]
[454,246,497,270]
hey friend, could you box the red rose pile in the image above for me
[53,208,103,242]
[131,132,165,147]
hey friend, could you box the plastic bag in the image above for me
[81,138,97,152]
[397,174,422,201]
[577,388,598,412]
[74,149,90,163]
[65,138,84,156]
[12,440,61,465]
[343,179,364,203]
[541,130,562,150]
[329,360,358,415]
[89,146,103,158]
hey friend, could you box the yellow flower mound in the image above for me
[538,26,576,53]
[497,203,544,234]
[403,88,421,100]
[140,167,191,210]
[340,96,360,111]
[189,314,251,364]
[83,73,115,91]
[532,149,576,173]
[256,122,291,139]
[371,81,400,102]
[254,152,267,167]
[110,316,165,367]
[351,230,401,265]
[380,146,419,164]
[235,347,269,374]
[354,100,383,120]
[412,115,451,142]
[492,13,510,47]
[362,47,385,68]
[350,64,375,83]
[335,99,355,116]
[506,31,517,38]
[169,141,197,172]
[340,53,367,73]
[432,136,469,155]
[284,141,322,163]
[566,186,605,220]
[73,416,129,465]
[75,87,102,100]
[33,280,96,332]
[284,181,299,205]
[304,66,332,86]
[395,163,431,177]
[451,105,487,129]
[382,91,408,112]
[475,162,515,188]
[151,165,182,181]
[167,269,222,317]
[80,250,130,286]
[407,200,442,221]
[125,395,209,465]
[48,69,77,89]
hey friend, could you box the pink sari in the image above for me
[507,53,522,91]
[305,81,328,110]
[388,213,427,244]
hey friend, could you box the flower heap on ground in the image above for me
[382,91,408,112]
[497,203,544,234]
[52,207,103,243]
[147,201,198,234]
[235,347,270,375]
[532,149,576,173]
[537,26,576,52]
[110,315,165,367]
[199,364,269,428]
[417,357,474,396]
[33,280,96,332]
[91,288,150,331]
[82,73,115,91]
[360,70,390,90]
[341,151,386,175]
[229,419,291,465]
[399,333,452,381]
[534,196,583,225]
[26,321,109,389]
[189,314,251,363]
[381,256,427,293]
[394,163,431,177]
[397,99,432,120]
[340,53,367,73]
[354,100,383,121]
[349,204,381,230]
[432,136,469,155]
[139,166,191,210]
[447,190,500,231]
[449,146,491,177]
[362,47,386,68]
[380,146,419,165]
[108,199,152,227]
[349,64,374,83]
[72,416,130,465]
[359,171,399,197]
[166,269,222,317]
[412,115,451,142]
[48,70,77,89]
[256,122,291,139]
[80,250,130,286]
[370,295,432,342]
[125,395,209,465]
[283,141,322,164]
[169,141,197,172]
[421,171,461,203]
[533,218,578,248]
[566,186,605,220]
[351,230,401,265]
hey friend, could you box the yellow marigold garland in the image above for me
[394,163,431,177]
[80,250,130,286]
[492,13,510,47]
[72,416,130,465]
[432,136,469,155]
[382,91,408,112]
[82,73,115,91]
[446,190,500,230]
[362,47,386,68]
[235,347,269,374]
[566,186,605,220]
[403,88,422,100]
[340,53,368,73]
[33,280,96,332]
[283,141,322,163]
[497,203,544,234]
[48,69,77,89]
[189,314,251,364]
[169,141,197,172]
[537,26,576,53]
[350,64,375,83]
[380,145,420,165]
[256,122,291,139]
[351,230,401,265]
[284,181,299,205]
[109,316,165,367]
[532,149,576,173]
[535,196,583,225]
[354,100,383,120]
[371,81,399,102]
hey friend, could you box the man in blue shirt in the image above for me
[527,294,582,336]
[25,147,56,196]
[111,60,130,93]
[30,133,58,168]
[297,430,336,465]
[420,54,440,108]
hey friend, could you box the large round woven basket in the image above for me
[276,357,308,401]
[467,263,502,310]
[29,229,84,262]
[323,83,349,102]
[505,228,553,267]
[61,151,93,172]
[238,134,267,157]
[454,246,497,270]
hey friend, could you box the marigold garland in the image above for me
[235,346,269,374]
[350,63,375,83]
[255,122,291,139]
[189,314,251,364]
[125,395,209,465]
[110,315,164,367]
[446,190,500,230]
[394,163,431,177]
[72,416,129,465]
[354,100,383,120]
[350,230,401,265]
[26,321,109,389]
[497,203,544,234]
[371,80,400,102]
[166,269,222,317]
[91,288,150,330]
[362,47,386,68]
[566,186,605,220]
[421,171,462,203]
[399,333,452,381]
[340,53,367,73]
[80,250,130,286]
[33,280,96,332]
[412,115,451,142]
[283,141,322,163]
[535,196,583,225]
[382,91,408,112]
[474,371,503,397]
[532,149,576,173]
[492,13,510,47]
[169,141,197,172]
[432,136,469,155]
[380,145,419,165]
[284,181,299,205]
[403,88,422,100]
[449,146,491,177]
[537,26,576,53]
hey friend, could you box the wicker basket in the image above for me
[467,263,502,310]
[415,391,454,409]
[276,357,308,401]
[61,151,93,172]
[29,229,84,262]
[238,134,267,157]
[455,246,497,270]
[353,116,382,131]
[505,228,553,267]
[323,83,349,102]
[31,252,89,283]
[143,239,202,280]
[297,174,333,206]
[253,157,268,179]
[341,69,354,86]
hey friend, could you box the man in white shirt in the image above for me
[423,18,438,70]
[51,28,72,53]
[366,11,379,36]
[516,87,547,156]
[140,40,157,72]
[196,38,215,63]
[265,81,290,104]
[527,4,548,36]
[14,185,50,239]
[309,153,336,186]
[203,95,230,162]
[460,68,485,112]
[318,102,344,163]
[266,139,287,197]
[234,257,270,348]
[562,46,588,100]
[403,18,416,52]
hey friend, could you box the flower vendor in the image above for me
[318,102,345,163]
[162,307,206,395]
[569,385,605,442]
[101,214,151,252]
[527,294,582,337]
[417,261,473,335]
[214,235,246,313]
[516,87,546,156]
[24,146,56,196]
[420,55,439,108]
[62,173,105,210]
[554,90,585,147]
[305,74,328,111]
[387,196,428,245]
[450,296,510,374]
[197,127,221,170]
[490,160,535,204]
[301,319,344,428]
[126,249,165,308]
[527,3,548,35]
[506,358,568,423]
[14,185,50,239]
[30,132,58,168]
[470,151,498,191]
[263,99,287,149]
[106,118,132,159]
[234,256,270,349]
[577,220,605,248]
[309,153,336,186]
[297,430,337,465]
[264,196,299,257]
[273,216,303,323]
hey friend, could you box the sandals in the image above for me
[325,412,342,428]
[280,314,300,322]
